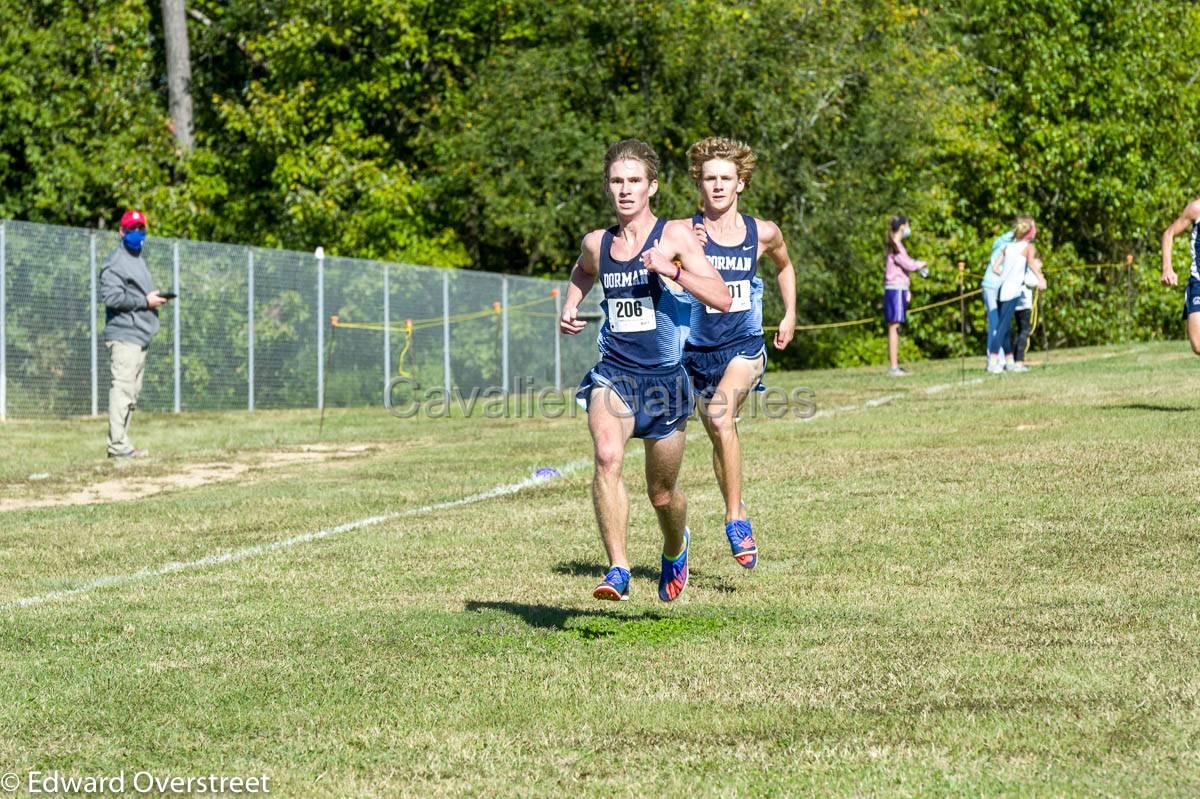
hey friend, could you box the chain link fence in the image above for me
[0,220,602,419]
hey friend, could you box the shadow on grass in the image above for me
[465,600,726,642]
[552,560,738,594]
[466,600,663,640]
[1103,403,1194,413]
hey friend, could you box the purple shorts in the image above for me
[884,288,910,325]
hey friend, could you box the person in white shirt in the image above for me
[988,217,1045,373]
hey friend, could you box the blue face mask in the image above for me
[123,229,146,254]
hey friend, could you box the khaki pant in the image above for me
[107,340,148,455]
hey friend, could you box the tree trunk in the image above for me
[161,0,194,152]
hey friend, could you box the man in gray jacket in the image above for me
[101,209,169,457]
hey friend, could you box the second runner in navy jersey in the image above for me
[672,136,798,571]
[684,209,765,353]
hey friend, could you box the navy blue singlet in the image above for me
[595,218,684,369]
[1190,219,1200,281]
[684,213,764,348]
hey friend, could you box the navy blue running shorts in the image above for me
[682,336,767,401]
[1184,277,1200,319]
[576,360,693,440]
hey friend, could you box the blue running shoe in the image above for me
[658,530,689,602]
[593,566,630,601]
[726,519,757,569]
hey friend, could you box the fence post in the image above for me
[173,240,181,413]
[958,261,966,384]
[501,276,509,394]
[383,261,391,395]
[0,221,6,421]
[1125,254,1135,334]
[90,232,98,417]
[247,249,255,411]
[316,246,325,409]
[442,271,451,396]
[553,286,562,392]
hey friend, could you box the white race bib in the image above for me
[609,296,657,332]
[706,280,752,314]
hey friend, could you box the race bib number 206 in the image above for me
[707,280,752,314]
[609,296,657,332]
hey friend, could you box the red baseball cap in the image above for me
[120,209,147,230]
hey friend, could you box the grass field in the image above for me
[2,342,1199,797]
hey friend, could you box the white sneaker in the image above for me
[987,361,1005,374]
[1006,362,1029,372]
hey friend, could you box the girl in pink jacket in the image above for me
[883,214,928,375]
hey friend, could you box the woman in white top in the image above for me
[988,217,1045,373]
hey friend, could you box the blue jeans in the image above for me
[990,297,1020,356]
[983,285,1003,356]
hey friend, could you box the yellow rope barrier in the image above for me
[397,319,414,377]
[1029,288,1041,335]
[788,315,877,332]
[331,255,1136,339]
[910,288,983,314]
[518,310,570,319]
[330,320,407,332]
[761,287,984,333]
[331,293,558,333]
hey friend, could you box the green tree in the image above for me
[425,0,874,278]
[157,0,536,266]
[0,1,175,228]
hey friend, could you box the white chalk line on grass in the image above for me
[1096,345,1147,360]
[3,457,594,611]
[801,378,984,423]
[924,377,985,395]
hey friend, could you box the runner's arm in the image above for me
[1161,200,1200,287]
[561,232,601,335]
[642,219,731,312]
[759,220,796,349]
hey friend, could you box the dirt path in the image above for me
[1,445,374,512]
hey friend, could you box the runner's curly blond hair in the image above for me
[686,137,757,186]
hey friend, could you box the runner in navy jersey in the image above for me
[560,139,731,602]
[676,136,797,569]
[1160,196,1200,355]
